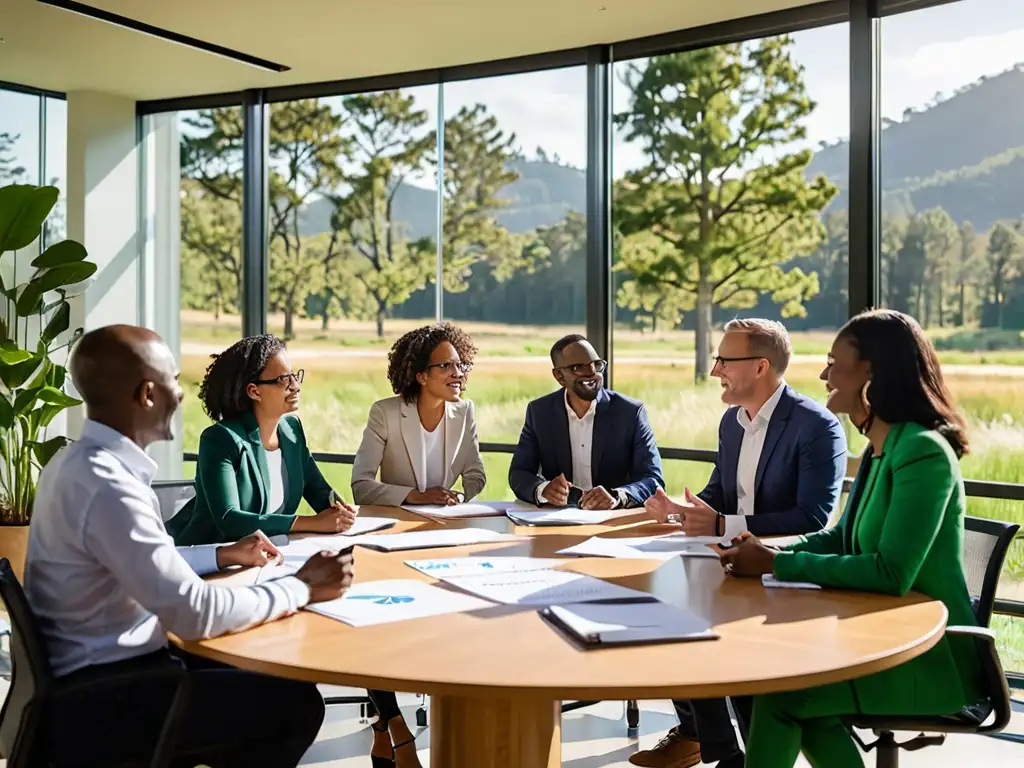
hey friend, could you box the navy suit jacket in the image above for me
[698,385,847,537]
[509,388,664,507]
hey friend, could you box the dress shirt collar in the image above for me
[80,419,158,486]
[736,380,787,434]
[564,390,597,423]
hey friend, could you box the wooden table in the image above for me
[181,506,948,768]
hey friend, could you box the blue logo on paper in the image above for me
[350,595,415,605]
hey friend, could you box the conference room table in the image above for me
[181,505,949,768]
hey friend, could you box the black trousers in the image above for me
[674,696,752,763]
[368,688,403,722]
[37,648,325,768]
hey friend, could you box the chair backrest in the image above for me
[152,480,196,522]
[0,558,55,764]
[962,516,1020,627]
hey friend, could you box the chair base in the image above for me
[852,728,947,768]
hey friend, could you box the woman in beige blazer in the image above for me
[352,323,486,507]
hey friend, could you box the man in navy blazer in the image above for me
[634,319,847,768]
[509,334,663,509]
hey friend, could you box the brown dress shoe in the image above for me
[629,727,702,768]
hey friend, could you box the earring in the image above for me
[855,380,874,435]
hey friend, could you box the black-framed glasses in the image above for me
[254,369,304,387]
[426,361,473,375]
[554,359,608,376]
[711,356,765,368]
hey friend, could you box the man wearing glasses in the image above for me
[509,334,663,509]
[633,318,847,768]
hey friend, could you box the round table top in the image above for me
[181,507,947,701]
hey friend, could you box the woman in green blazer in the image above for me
[167,335,421,768]
[719,309,985,768]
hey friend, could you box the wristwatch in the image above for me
[715,512,726,537]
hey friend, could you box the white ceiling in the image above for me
[1,0,820,101]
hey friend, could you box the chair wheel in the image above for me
[416,707,428,727]
[626,701,640,730]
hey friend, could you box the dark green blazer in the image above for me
[167,412,334,545]
[773,421,985,716]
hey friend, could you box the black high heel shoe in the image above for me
[370,720,395,768]
[392,735,420,768]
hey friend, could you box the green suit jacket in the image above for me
[773,421,985,716]
[167,412,334,545]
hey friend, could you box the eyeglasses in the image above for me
[554,359,608,376]
[426,361,473,375]
[254,369,304,387]
[711,356,765,368]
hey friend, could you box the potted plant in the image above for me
[0,184,96,579]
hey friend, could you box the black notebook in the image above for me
[540,601,718,649]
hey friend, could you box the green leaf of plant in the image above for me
[0,395,14,430]
[40,301,71,344]
[15,282,45,317]
[0,345,33,366]
[0,185,58,252]
[0,354,45,390]
[31,240,88,269]
[13,387,39,417]
[37,403,66,428]
[35,262,98,293]
[26,436,71,467]
[37,386,80,408]
[46,363,67,390]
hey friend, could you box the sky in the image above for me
[5,0,1024,187]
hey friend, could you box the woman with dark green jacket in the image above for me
[718,309,985,768]
[167,335,422,768]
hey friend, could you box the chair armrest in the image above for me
[945,625,1012,734]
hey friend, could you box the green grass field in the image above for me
[177,315,1024,675]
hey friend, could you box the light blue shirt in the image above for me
[25,420,309,677]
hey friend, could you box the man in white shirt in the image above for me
[25,325,354,768]
[509,334,664,510]
[635,319,847,768]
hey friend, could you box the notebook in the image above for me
[540,601,717,649]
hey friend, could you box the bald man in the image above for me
[25,325,353,768]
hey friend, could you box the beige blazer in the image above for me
[351,395,486,507]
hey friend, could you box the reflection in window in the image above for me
[611,26,850,463]
[0,89,40,186]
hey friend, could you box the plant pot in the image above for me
[0,524,30,582]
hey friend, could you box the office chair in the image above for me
[848,516,1019,767]
[0,558,193,768]
[562,699,642,731]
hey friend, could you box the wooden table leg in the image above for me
[429,694,560,768]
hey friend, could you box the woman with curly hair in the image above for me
[167,335,421,768]
[352,322,486,506]
[166,334,358,545]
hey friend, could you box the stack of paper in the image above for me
[355,527,523,552]
[307,579,491,626]
[558,533,725,560]
[542,601,717,647]
[762,574,822,590]
[506,506,622,526]
[405,556,565,578]
[439,568,654,606]
[402,501,509,519]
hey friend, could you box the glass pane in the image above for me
[611,24,850,473]
[266,87,439,452]
[881,0,1024,599]
[177,107,245,451]
[0,89,40,186]
[43,97,67,247]
[441,67,588,444]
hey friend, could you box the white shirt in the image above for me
[25,420,310,677]
[421,420,446,489]
[265,448,288,513]
[727,381,787,538]
[535,393,625,507]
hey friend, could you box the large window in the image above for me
[610,24,850,493]
[881,0,1024,677]
[442,67,588,499]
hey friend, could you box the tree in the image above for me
[918,208,958,326]
[614,39,836,382]
[180,179,242,319]
[441,104,521,288]
[801,210,848,329]
[328,91,435,337]
[983,221,1023,327]
[0,132,26,185]
[953,221,983,325]
[267,100,348,339]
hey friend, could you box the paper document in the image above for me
[558,533,724,560]
[440,568,654,606]
[343,516,398,536]
[762,574,823,590]
[405,556,566,579]
[275,534,363,564]
[255,562,300,583]
[403,501,509,519]
[506,507,622,526]
[543,602,716,646]
[356,528,522,552]
[307,579,491,627]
